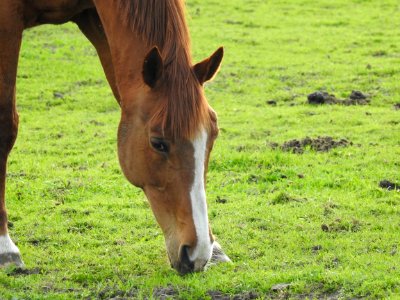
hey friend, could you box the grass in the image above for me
[1,0,400,298]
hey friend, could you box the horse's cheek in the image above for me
[117,128,147,188]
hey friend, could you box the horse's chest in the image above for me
[23,0,94,27]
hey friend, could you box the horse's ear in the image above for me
[193,47,224,84]
[143,46,163,88]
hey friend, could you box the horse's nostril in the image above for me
[177,245,194,275]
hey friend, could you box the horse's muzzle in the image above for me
[175,245,195,275]
[172,242,231,275]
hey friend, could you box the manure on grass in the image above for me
[276,136,352,154]
[307,90,369,105]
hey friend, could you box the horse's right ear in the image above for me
[193,47,224,85]
[142,46,163,88]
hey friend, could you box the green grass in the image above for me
[1,0,400,298]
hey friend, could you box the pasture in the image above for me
[1,0,400,298]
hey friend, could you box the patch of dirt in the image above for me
[307,91,337,104]
[42,286,76,294]
[6,267,41,276]
[372,50,387,57]
[266,100,277,106]
[98,286,138,300]
[89,120,105,126]
[323,201,339,216]
[307,90,369,105]
[27,237,48,246]
[379,180,400,191]
[311,245,323,252]
[321,218,362,233]
[207,291,259,300]
[236,145,246,152]
[53,91,64,99]
[297,290,342,300]
[153,285,177,300]
[271,283,291,292]
[279,136,351,154]
[67,221,94,233]
[349,90,367,100]
[394,103,400,110]
[271,192,304,205]
[216,196,228,204]
[152,287,345,300]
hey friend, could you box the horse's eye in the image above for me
[150,137,169,153]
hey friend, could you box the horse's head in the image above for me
[117,46,229,274]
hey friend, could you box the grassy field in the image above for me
[1,0,400,299]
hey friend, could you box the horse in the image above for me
[0,0,230,275]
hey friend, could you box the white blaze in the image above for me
[189,128,213,270]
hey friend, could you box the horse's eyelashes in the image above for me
[150,137,170,153]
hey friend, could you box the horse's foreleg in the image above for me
[73,9,121,104]
[0,14,24,267]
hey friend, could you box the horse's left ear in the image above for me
[143,46,164,88]
[193,47,224,85]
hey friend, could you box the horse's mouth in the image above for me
[171,242,231,275]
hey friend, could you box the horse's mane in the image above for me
[118,0,210,140]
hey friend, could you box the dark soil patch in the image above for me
[271,283,291,292]
[271,192,304,205]
[266,100,277,106]
[349,90,367,100]
[153,288,260,300]
[297,290,342,300]
[27,237,48,246]
[307,90,369,105]
[6,267,41,276]
[207,286,341,300]
[311,245,323,252]
[321,218,362,233]
[152,287,344,300]
[372,50,387,57]
[216,196,228,204]
[394,103,400,110]
[279,136,351,154]
[207,291,259,300]
[89,119,105,126]
[53,91,64,99]
[153,285,177,300]
[307,91,337,104]
[98,286,138,300]
[379,180,400,191]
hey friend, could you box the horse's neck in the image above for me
[94,1,148,100]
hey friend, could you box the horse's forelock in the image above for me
[118,0,210,140]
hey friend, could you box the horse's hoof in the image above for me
[0,235,24,268]
[0,252,24,268]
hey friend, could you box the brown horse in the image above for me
[0,0,230,275]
